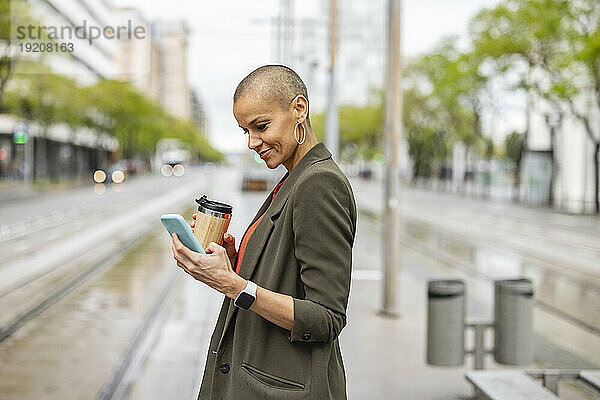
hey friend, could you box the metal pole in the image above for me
[325,0,339,160]
[276,0,285,62]
[473,324,485,370]
[381,0,403,316]
[285,0,293,65]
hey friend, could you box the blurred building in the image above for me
[152,20,192,121]
[335,0,386,106]
[0,115,119,182]
[190,89,207,137]
[2,1,203,184]
[113,13,193,121]
[29,0,120,84]
[1,0,122,183]
[116,8,161,103]
[26,1,195,119]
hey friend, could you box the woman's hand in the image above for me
[190,212,238,267]
[171,232,246,299]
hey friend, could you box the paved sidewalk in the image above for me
[340,208,488,399]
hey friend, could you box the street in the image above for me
[0,166,598,399]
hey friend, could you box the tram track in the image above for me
[0,213,195,399]
[0,174,206,344]
[0,226,151,342]
[96,270,180,400]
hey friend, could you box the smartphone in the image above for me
[160,214,206,254]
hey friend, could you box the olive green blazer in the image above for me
[197,142,357,400]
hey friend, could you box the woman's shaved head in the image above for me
[233,64,317,172]
[234,64,310,125]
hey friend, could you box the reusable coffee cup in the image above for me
[193,195,233,248]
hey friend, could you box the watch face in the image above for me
[235,292,255,309]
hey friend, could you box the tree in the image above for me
[470,0,571,206]
[81,80,221,162]
[310,92,384,160]
[3,70,83,132]
[401,38,490,181]
[0,1,58,108]
[0,0,12,106]
[550,0,600,213]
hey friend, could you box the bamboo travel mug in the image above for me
[193,195,233,249]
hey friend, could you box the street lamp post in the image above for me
[381,0,403,317]
[325,0,339,161]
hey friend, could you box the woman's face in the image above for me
[233,93,303,170]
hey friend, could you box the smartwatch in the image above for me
[234,280,257,309]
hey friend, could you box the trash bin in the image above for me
[494,278,534,365]
[427,279,465,366]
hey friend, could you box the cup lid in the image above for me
[195,195,233,214]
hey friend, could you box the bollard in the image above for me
[427,279,465,366]
[494,278,534,365]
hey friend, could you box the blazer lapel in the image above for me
[217,142,332,350]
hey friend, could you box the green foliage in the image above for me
[80,80,221,160]
[309,0,598,186]
[401,38,489,177]
[407,128,444,178]
[310,98,384,160]
[0,0,61,106]
[0,1,221,163]
[4,74,221,162]
[310,112,325,142]
[3,69,82,128]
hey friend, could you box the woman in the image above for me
[171,64,357,400]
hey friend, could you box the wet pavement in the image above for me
[123,264,222,400]
[352,177,600,368]
[342,208,598,400]
[122,167,266,399]
[0,226,176,399]
[0,168,212,332]
[1,167,599,399]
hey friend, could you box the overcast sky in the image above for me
[112,0,505,153]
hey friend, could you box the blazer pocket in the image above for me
[241,362,305,391]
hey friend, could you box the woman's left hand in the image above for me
[171,232,244,298]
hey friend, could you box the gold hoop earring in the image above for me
[294,122,306,145]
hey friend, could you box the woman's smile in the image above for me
[259,147,274,159]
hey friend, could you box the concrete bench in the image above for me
[466,370,560,400]
[580,371,600,391]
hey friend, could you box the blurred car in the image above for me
[358,167,373,179]
[154,138,190,177]
[241,152,285,191]
[160,161,185,177]
[242,169,269,191]
[93,160,128,184]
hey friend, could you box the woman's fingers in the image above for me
[223,233,235,245]
[223,233,237,257]
[172,233,191,258]
[205,241,219,254]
